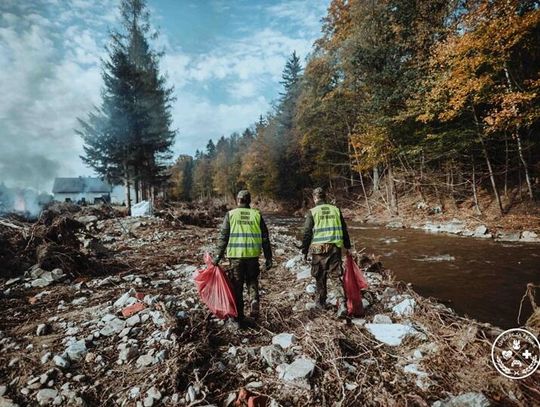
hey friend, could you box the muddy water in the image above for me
[270,216,540,329]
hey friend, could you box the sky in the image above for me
[0,0,329,191]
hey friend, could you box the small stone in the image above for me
[114,289,135,308]
[136,354,154,368]
[277,357,316,382]
[392,298,416,317]
[36,324,49,336]
[372,314,392,324]
[365,323,426,346]
[129,387,140,399]
[246,381,263,389]
[71,297,88,306]
[352,318,366,327]
[432,392,490,407]
[146,386,161,400]
[119,346,139,363]
[126,314,141,327]
[39,373,49,385]
[260,345,287,367]
[36,389,58,406]
[0,386,6,397]
[66,340,87,361]
[53,355,69,369]
[272,333,296,349]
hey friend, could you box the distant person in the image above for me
[301,187,352,318]
[213,190,272,327]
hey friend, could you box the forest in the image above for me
[169,0,539,216]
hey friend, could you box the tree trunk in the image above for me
[515,131,534,200]
[472,106,504,215]
[134,179,140,204]
[359,172,371,215]
[504,65,534,200]
[373,166,380,191]
[387,163,398,215]
[124,169,132,214]
[504,134,509,198]
[471,155,481,215]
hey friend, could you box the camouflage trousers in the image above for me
[227,258,260,319]
[311,245,345,307]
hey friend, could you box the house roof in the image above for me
[52,177,112,194]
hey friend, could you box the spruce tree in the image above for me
[78,0,175,209]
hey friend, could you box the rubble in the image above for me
[0,203,533,406]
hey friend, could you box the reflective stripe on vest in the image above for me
[226,208,262,258]
[310,204,344,247]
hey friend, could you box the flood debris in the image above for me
[0,204,537,406]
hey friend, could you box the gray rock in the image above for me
[386,220,404,229]
[65,327,79,336]
[472,225,488,237]
[0,396,19,407]
[246,381,263,389]
[0,386,6,397]
[296,267,311,280]
[392,298,416,317]
[66,340,87,361]
[272,333,295,349]
[305,284,316,294]
[146,386,161,401]
[126,314,141,327]
[36,324,50,336]
[496,231,521,242]
[186,385,197,403]
[521,230,539,242]
[432,392,490,407]
[277,357,316,384]
[5,278,21,287]
[100,318,126,337]
[31,278,51,288]
[372,314,393,324]
[71,297,88,306]
[260,345,287,367]
[365,323,425,346]
[53,355,69,369]
[113,289,135,308]
[136,354,154,368]
[352,318,366,327]
[36,389,58,406]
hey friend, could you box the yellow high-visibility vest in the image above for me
[310,204,344,247]
[226,208,262,258]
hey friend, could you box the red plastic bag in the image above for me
[193,253,238,319]
[343,254,369,317]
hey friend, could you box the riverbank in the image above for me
[0,205,538,406]
[348,190,540,243]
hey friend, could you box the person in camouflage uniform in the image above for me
[301,187,351,318]
[214,190,272,325]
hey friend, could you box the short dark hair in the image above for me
[237,190,251,204]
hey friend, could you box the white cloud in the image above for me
[0,0,330,190]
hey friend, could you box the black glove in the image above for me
[265,258,273,271]
[212,255,221,266]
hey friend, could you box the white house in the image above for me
[52,177,112,204]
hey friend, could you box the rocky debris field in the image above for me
[0,205,539,406]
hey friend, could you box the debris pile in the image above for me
[0,207,537,406]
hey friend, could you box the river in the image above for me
[271,216,540,329]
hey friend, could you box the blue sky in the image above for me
[0,0,329,189]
